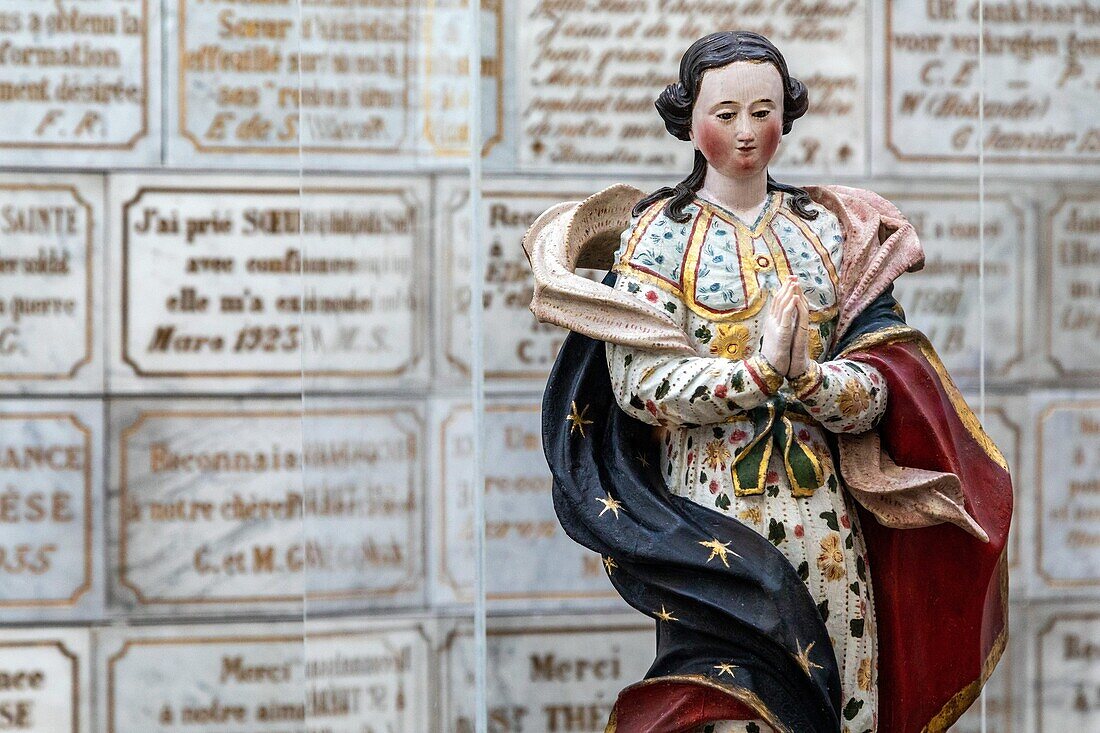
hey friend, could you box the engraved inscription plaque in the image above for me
[168,0,502,166]
[110,399,424,614]
[1035,612,1100,731]
[0,0,159,166]
[0,401,100,618]
[1036,399,1100,593]
[0,177,102,393]
[1045,193,1100,379]
[889,191,1027,382]
[438,179,606,386]
[443,616,653,732]
[0,628,90,733]
[108,175,426,393]
[880,0,1100,174]
[99,620,429,733]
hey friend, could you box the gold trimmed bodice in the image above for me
[613,192,844,325]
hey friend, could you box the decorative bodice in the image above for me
[613,191,845,326]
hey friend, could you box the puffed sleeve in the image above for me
[605,270,783,427]
[789,359,887,433]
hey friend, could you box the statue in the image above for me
[522,31,1012,733]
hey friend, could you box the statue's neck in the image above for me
[697,167,770,221]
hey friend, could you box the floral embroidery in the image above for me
[738,507,761,524]
[857,657,873,691]
[837,379,871,418]
[714,384,728,398]
[645,290,658,303]
[703,439,731,470]
[817,534,847,581]
[710,323,752,359]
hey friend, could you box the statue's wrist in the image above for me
[746,353,784,395]
[788,361,823,400]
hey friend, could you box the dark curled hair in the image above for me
[633,31,818,223]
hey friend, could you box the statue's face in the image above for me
[689,60,784,180]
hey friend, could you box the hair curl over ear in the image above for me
[633,31,817,223]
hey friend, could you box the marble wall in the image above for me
[0,0,1094,730]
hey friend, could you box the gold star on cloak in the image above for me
[602,556,617,574]
[567,401,594,438]
[698,538,740,568]
[713,662,738,677]
[596,494,623,519]
[794,640,823,675]
[655,605,677,623]
[637,452,650,469]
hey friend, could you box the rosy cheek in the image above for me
[759,118,782,159]
[696,120,730,166]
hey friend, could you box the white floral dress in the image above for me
[606,192,882,733]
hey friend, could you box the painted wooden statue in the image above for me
[522,31,1012,733]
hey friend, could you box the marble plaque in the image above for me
[167,0,502,167]
[1035,611,1100,731]
[107,175,427,393]
[436,179,610,387]
[0,400,102,619]
[442,615,653,732]
[517,0,867,174]
[109,399,424,615]
[1044,193,1100,379]
[889,190,1029,382]
[0,0,159,167]
[0,175,103,393]
[1034,397,1100,594]
[98,620,430,733]
[0,628,91,733]
[432,399,625,608]
[876,0,1100,175]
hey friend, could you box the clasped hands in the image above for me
[760,275,814,382]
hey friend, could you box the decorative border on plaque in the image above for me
[0,0,150,152]
[883,0,1094,165]
[117,407,423,605]
[0,184,94,381]
[422,0,504,157]
[1045,194,1099,378]
[0,412,93,607]
[886,192,1027,379]
[119,185,424,379]
[442,189,590,380]
[0,640,80,732]
[438,403,619,602]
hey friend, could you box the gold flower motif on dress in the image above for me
[738,507,761,525]
[837,378,871,418]
[703,439,731,470]
[709,323,752,359]
[817,533,847,581]
[857,656,873,691]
